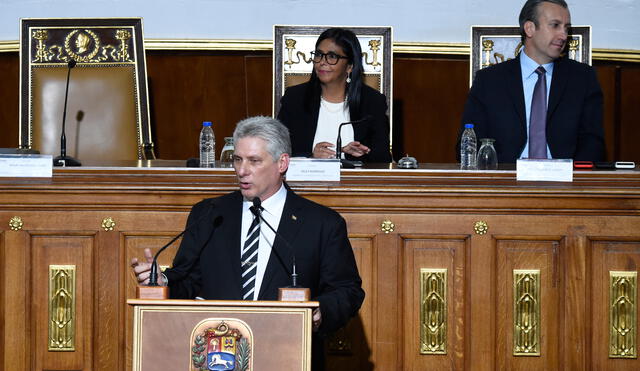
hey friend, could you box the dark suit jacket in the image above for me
[165,188,364,333]
[460,55,605,163]
[278,81,392,163]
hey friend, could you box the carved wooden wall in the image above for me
[1,167,639,370]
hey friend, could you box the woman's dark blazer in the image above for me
[277,81,392,163]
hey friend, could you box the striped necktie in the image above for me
[241,215,260,300]
[529,66,548,159]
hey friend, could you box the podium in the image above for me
[128,299,319,371]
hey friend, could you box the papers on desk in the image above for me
[286,158,340,181]
[0,154,53,177]
[517,159,573,182]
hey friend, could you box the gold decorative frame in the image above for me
[470,25,591,85]
[2,39,639,62]
[272,25,393,145]
[420,268,447,354]
[49,265,76,351]
[513,269,541,356]
[609,271,637,358]
[19,18,155,160]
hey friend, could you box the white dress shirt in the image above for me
[240,183,287,300]
[313,97,353,157]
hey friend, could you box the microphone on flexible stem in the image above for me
[53,60,81,167]
[137,200,219,299]
[251,197,310,301]
[335,115,372,168]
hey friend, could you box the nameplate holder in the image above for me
[136,285,169,300]
[286,158,340,182]
[278,287,311,302]
[516,159,573,182]
[0,154,53,178]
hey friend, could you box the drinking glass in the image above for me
[219,137,234,167]
[477,138,498,170]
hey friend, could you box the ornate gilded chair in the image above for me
[19,18,155,161]
[469,25,591,85]
[273,25,393,129]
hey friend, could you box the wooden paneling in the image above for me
[32,233,94,370]
[593,63,618,161]
[245,54,274,117]
[392,56,469,163]
[0,52,19,148]
[1,50,639,162]
[0,231,3,370]
[325,235,375,371]
[1,229,29,371]
[1,167,639,370]
[619,65,640,162]
[591,239,640,371]
[145,51,256,160]
[495,237,563,370]
[402,234,467,370]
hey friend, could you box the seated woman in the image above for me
[277,27,392,163]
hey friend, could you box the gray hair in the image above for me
[519,0,569,42]
[233,116,291,161]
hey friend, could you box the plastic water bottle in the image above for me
[199,121,215,168]
[460,123,477,170]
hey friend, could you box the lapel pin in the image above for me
[292,215,297,221]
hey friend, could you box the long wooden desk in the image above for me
[1,163,639,370]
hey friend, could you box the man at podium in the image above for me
[131,116,364,370]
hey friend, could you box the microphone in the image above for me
[335,115,372,164]
[147,199,218,287]
[250,197,310,301]
[53,60,81,167]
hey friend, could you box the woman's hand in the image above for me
[313,141,336,159]
[342,141,370,158]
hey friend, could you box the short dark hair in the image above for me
[305,28,365,115]
[519,0,569,42]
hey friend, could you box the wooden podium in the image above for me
[128,299,319,371]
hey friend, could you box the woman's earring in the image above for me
[346,72,351,84]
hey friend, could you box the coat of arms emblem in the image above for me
[190,319,253,371]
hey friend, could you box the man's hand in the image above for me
[130,248,166,286]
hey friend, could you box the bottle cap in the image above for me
[202,121,212,127]
[464,123,474,129]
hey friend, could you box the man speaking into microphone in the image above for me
[131,116,364,370]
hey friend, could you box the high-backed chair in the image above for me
[19,18,155,161]
[469,25,591,85]
[273,25,393,137]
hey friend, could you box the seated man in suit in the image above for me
[460,0,605,163]
[131,116,364,370]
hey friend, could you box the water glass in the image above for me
[219,137,234,167]
[477,138,498,170]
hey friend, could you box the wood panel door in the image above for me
[0,209,188,371]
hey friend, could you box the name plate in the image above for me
[0,154,53,177]
[286,158,340,182]
[516,159,573,182]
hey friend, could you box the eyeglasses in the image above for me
[310,51,348,65]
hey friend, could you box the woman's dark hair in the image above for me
[304,27,365,117]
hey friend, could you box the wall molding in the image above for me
[2,39,638,62]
